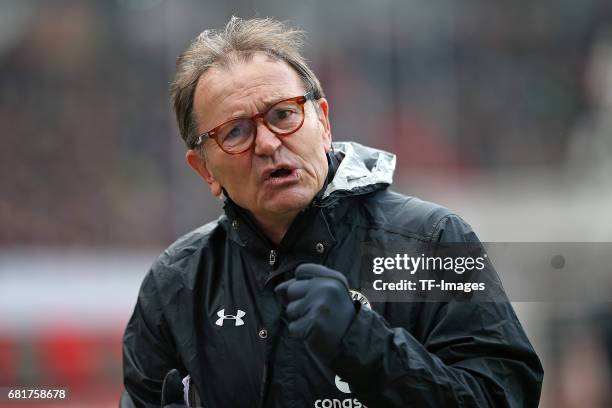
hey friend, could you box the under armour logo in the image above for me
[215,308,246,326]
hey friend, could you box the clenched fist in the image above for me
[275,264,356,361]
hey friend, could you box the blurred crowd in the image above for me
[1,0,612,407]
[0,1,173,246]
[2,0,612,247]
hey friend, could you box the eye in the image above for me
[225,125,243,139]
[274,108,295,120]
[269,106,299,123]
[218,119,253,148]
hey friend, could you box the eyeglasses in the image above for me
[190,92,316,154]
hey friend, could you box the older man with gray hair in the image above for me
[122,17,543,408]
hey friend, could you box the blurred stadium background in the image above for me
[1,0,611,406]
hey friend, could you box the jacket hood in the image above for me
[321,141,396,201]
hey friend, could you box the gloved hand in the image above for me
[275,263,356,361]
[161,369,187,408]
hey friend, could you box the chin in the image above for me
[263,190,315,215]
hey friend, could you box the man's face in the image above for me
[187,53,332,222]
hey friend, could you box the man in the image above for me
[122,17,543,407]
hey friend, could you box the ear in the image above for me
[186,149,223,197]
[316,98,332,151]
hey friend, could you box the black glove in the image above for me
[275,263,356,361]
[161,369,186,408]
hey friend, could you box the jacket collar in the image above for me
[320,142,395,204]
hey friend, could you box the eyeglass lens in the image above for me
[216,99,304,153]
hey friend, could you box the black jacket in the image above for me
[123,142,543,407]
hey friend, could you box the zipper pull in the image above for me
[269,249,277,266]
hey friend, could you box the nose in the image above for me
[253,119,282,157]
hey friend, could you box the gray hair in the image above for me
[170,16,325,149]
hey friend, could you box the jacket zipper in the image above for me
[258,362,268,408]
[269,250,276,266]
[260,249,275,406]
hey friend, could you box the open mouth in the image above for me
[269,168,293,178]
[263,166,299,185]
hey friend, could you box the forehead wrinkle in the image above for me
[217,86,287,122]
[194,55,305,131]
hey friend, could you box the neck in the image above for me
[252,210,299,245]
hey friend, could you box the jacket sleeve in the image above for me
[123,268,184,408]
[330,214,544,407]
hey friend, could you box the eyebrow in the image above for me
[260,95,291,109]
[226,95,294,119]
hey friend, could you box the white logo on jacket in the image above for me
[215,309,246,326]
[334,375,351,394]
[313,375,367,407]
